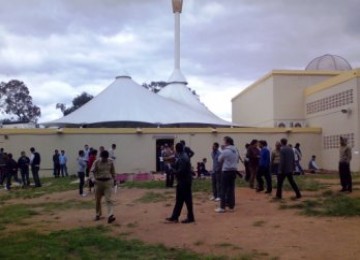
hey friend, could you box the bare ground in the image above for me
[3,181,360,260]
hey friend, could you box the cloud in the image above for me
[0,0,359,123]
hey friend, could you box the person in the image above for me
[86,149,98,193]
[84,144,90,162]
[339,137,352,192]
[90,150,116,223]
[59,150,68,177]
[163,144,175,188]
[210,143,221,201]
[52,149,60,178]
[30,147,42,187]
[243,144,250,181]
[109,144,116,161]
[294,143,304,175]
[18,151,30,188]
[308,155,319,174]
[180,140,194,160]
[215,136,239,213]
[166,142,195,223]
[197,158,209,178]
[159,145,165,174]
[4,153,17,190]
[247,139,260,189]
[77,150,87,196]
[271,142,281,175]
[0,148,6,185]
[256,140,272,193]
[276,138,301,199]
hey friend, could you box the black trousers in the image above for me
[339,162,352,191]
[276,172,301,198]
[53,163,60,177]
[20,168,30,186]
[256,166,272,192]
[171,181,194,221]
[31,166,42,187]
[78,172,85,195]
[212,171,221,198]
[165,166,174,187]
[220,171,236,209]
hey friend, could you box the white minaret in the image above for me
[168,0,187,84]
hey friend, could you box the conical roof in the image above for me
[42,75,232,127]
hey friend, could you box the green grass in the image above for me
[135,192,170,204]
[0,177,78,202]
[0,226,228,260]
[0,204,39,230]
[279,191,360,217]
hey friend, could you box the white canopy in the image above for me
[42,75,233,128]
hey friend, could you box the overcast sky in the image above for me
[0,0,359,122]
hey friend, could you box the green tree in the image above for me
[0,80,41,122]
[142,81,199,98]
[56,92,93,116]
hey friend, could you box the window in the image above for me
[306,89,353,114]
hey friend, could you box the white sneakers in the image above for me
[209,196,215,201]
[215,197,221,201]
[215,208,225,213]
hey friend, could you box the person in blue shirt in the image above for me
[256,140,272,193]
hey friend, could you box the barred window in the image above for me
[323,133,354,150]
[306,89,353,114]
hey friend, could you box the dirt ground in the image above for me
[4,181,360,260]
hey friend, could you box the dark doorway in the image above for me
[156,139,174,172]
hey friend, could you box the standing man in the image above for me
[294,143,304,175]
[18,151,30,188]
[90,150,116,223]
[0,148,5,185]
[84,144,90,162]
[109,144,117,161]
[59,150,68,177]
[166,143,195,223]
[30,147,42,188]
[271,142,281,176]
[339,137,352,192]
[215,136,239,213]
[210,142,221,201]
[163,144,175,188]
[256,140,272,193]
[276,138,301,199]
[52,150,60,178]
[247,139,260,189]
[180,140,194,160]
[77,150,87,196]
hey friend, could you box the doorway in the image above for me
[156,139,174,172]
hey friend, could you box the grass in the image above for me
[0,204,39,230]
[0,226,229,260]
[135,192,170,204]
[279,191,360,217]
[0,177,78,202]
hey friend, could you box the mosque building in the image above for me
[232,54,360,171]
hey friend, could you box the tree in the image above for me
[0,80,41,123]
[56,92,93,116]
[142,81,199,98]
[142,81,168,93]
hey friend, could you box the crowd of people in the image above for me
[0,135,352,225]
[0,147,42,190]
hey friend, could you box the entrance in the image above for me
[156,139,174,172]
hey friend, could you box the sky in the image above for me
[0,0,359,122]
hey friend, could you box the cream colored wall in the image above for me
[232,77,274,126]
[273,75,334,122]
[305,78,359,171]
[1,128,322,176]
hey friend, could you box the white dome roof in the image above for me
[305,54,352,71]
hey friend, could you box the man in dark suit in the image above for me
[166,142,195,224]
[30,147,42,187]
[276,138,301,199]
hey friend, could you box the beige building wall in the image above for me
[273,74,335,123]
[0,128,322,177]
[232,76,275,126]
[305,77,359,171]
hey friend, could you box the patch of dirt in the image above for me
[4,185,360,260]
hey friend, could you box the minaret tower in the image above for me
[168,0,187,84]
